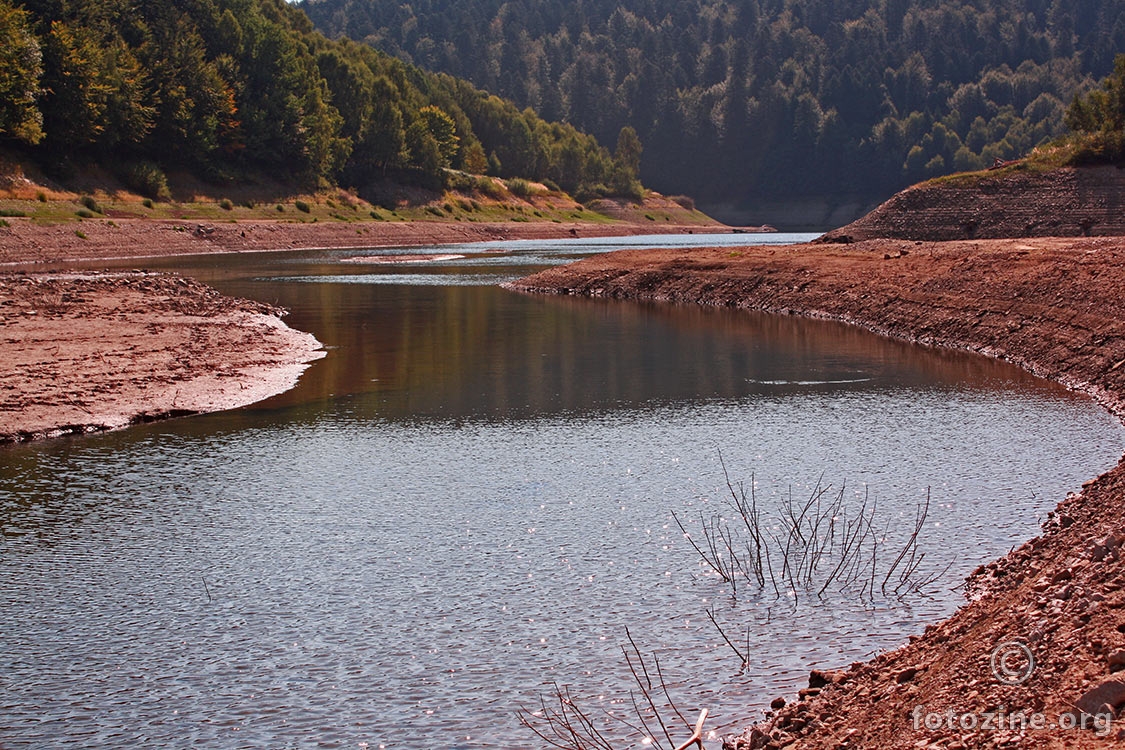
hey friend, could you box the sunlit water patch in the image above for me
[272,272,510,286]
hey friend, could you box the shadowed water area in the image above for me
[2,234,1124,748]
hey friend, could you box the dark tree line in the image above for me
[301,0,1125,206]
[0,0,629,197]
[1066,52,1125,162]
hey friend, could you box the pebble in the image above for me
[895,666,920,683]
[1071,679,1125,719]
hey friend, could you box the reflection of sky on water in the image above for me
[4,385,1122,748]
[434,231,821,254]
[271,232,821,284]
[270,273,513,286]
[318,231,821,263]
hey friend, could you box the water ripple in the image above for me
[1,391,1122,747]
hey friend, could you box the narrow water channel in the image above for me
[2,234,1123,748]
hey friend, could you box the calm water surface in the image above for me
[2,233,1124,748]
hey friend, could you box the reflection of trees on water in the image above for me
[275,279,1059,420]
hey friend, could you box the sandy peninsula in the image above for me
[0,270,325,443]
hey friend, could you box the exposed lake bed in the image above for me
[0,270,324,444]
[4,234,1125,748]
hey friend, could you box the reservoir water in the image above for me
[2,233,1124,748]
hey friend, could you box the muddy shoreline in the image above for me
[0,271,324,444]
[0,216,745,266]
[509,236,1125,748]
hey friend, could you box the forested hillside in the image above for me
[0,0,632,199]
[302,0,1125,212]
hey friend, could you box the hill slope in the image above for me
[302,0,1125,217]
[819,164,1125,242]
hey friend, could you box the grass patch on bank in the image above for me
[0,167,718,227]
[921,131,1125,191]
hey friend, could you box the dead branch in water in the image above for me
[519,683,616,750]
[678,459,947,607]
[705,606,749,672]
[673,709,708,750]
[518,629,710,750]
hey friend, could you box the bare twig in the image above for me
[679,461,948,608]
[673,709,709,750]
[705,607,749,671]
[519,631,709,750]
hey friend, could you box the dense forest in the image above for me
[302,0,1125,210]
[0,0,637,200]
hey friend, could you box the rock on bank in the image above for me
[1,271,324,442]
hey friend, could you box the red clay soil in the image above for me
[509,236,1125,749]
[0,271,323,443]
[0,216,734,266]
[819,166,1125,243]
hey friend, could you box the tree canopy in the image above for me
[1064,53,1125,163]
[0,1,43,145]
[301,0,1125,207]
[0,0,624,197]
